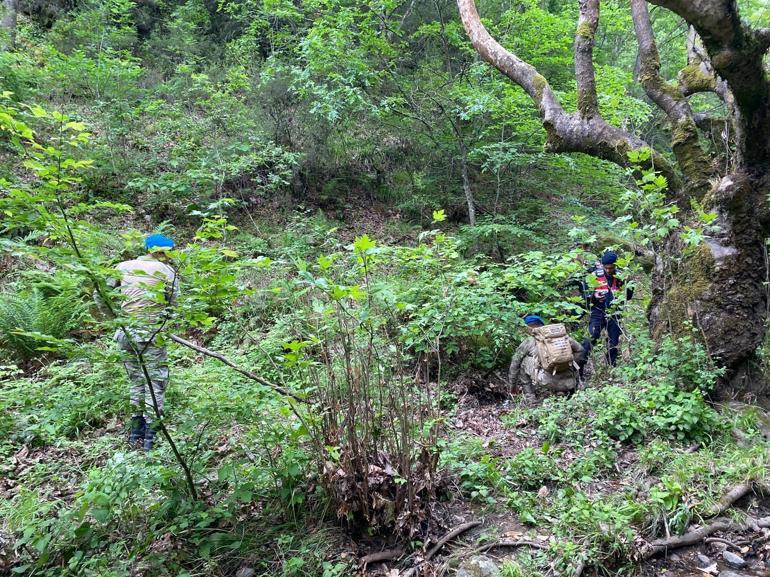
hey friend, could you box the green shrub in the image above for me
[503,446,561,490]
[531,334,723,447]
[0,287,88,363]
[0,358,124,449]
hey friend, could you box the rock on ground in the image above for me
[722,550,746,569]
[456,556,501,577]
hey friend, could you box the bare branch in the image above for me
[456,0,562,120]
[631,0,682,114]
[169,334,304,402]
[638,515,770,560]
[456,0,680,187]
[574,0,600,117]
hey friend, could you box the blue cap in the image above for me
[524,315,545,326]
[601,251,617,265]
[144,234,175,251]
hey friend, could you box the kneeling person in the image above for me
[508,315,585,402]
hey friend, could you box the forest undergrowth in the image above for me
[2,1,770,576]
[1,207,769,577]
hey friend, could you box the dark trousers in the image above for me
[582,310,622,368]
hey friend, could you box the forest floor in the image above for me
[2,206,770,577]
[351,370,770,577]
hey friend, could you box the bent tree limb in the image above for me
[168,334,303,403]
[425,521,481,560]
[629,0,711,198]
[401,521,481,577]
[648,0,770,169]
[455,0,679,188]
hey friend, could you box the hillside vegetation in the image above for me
[1,1,770,577]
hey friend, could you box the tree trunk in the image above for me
[1,0,16,50]
[649,172,770,397]
[459,148,476,226]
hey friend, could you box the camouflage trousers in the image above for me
[116,329,168,424]
[521,355,577,397]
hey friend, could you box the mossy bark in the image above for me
[649,173,770,398]
[677,63,717,95]
[671,116,712,198]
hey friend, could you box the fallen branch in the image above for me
[402,521,481,577]
[467,539,548,556]
[360,548,404,569]
[703,536,739,550]
[638,515,770,560]
[436,539,551,577]
[701,482,754,519]
[169,334,303,402]
[425,521,481,561]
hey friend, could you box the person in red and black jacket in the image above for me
[582,251,633,368]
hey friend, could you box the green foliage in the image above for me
[1,2,766,576]
[0,357,124,456]
[503,447,560,490]
[615,149,679,247]
[442,436,500,503]
[530,332,723,446]
[0,286,87,362]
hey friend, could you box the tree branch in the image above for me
[631,0,711,195]
[638,515,770,560]
[647,0,769,167]
[679,28,734,110]
[574,0,600,117]
[456,0,680,189]
[631,0,682,115]
[168,333,304,403]
[456,0,562,120]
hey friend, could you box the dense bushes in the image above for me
[533,334,723,446]
[0,287,88,364]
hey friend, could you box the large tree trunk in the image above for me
[1,0,16,50]
[650,172,770,396]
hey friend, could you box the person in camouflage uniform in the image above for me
[508,315,585,403]
[108,234,179,451]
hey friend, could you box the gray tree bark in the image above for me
[457,0,770,396]
[1,0,17,50]
[459,145,476,226]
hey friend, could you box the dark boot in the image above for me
[143,425,157,452]
[129,416,146,444]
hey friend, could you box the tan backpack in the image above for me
[532,323,574,373]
